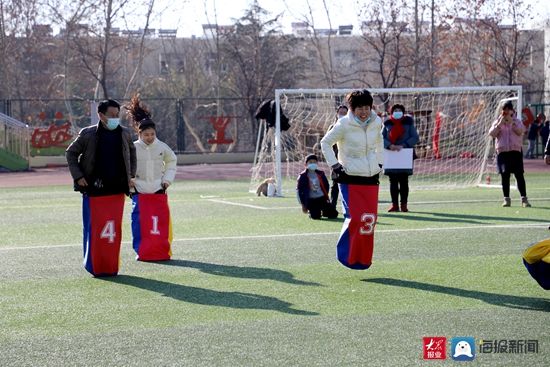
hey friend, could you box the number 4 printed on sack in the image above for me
[359,213,376,235]
[150,216,161,235]
[100,220,116,243]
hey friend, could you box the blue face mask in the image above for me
[392,111,403,119]
[106,118,120,130]
[307,163,318,171]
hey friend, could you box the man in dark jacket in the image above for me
[66,99,137,196]
[296,154,338,219]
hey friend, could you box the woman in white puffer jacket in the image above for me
[320,89,384,271]
[320,90,384,183]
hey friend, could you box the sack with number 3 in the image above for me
[336,184,379,269]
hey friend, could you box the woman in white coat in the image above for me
[320,89,384,270]
[125,94,177,261]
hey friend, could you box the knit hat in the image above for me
[305,154,318,164]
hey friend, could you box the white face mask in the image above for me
[106,118,120,130]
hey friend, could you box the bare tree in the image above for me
[355,0,414,93]
[221,1,307,131]
[444,0,538,86]
[290,0,337,87]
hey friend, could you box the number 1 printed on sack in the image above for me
[150,216,161,235]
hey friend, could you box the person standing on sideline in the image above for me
[488,101,531,208]
[326,105,349,212]
[66,99,137,276]
[382,104,419,212]
[539,114,549,157]
[525,113,542,159]
[545,133,550,165]
[321,89,384,270]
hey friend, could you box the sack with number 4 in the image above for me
[82,194,125,276]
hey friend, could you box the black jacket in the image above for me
[66,123,136,191]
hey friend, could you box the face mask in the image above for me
[354,115,370,125]
[392,111,403,119]
[307,163,317,171]
[106,118,120,130]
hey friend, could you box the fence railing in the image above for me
[0,112,31,169]
[1,98,261,155]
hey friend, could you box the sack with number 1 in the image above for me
[131,193,173,261]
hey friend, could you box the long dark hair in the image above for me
[125,94,155,132]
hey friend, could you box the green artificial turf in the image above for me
[0,173,549,366]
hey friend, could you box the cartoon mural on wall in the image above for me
[30,111,74,156]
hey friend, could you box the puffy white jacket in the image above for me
[321,110,384,177]
[134,138,177,193]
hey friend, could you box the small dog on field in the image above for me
[256,177,276,197]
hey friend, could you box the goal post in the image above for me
[250,86,522,195]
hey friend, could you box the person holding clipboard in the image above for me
[382,104,419,212]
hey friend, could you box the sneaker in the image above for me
[400,203,409,212]
[388,204,399,212]
[521,197,531,208]
[502,197,511,207]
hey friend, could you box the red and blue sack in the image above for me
[523,238,550,290]
[82,194,126,277]
[337,184,379,270]
[131,193,173,261]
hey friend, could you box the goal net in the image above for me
[250,86,522,195]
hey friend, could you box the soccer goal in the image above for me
[250,86,522,195]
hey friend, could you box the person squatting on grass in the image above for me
[488,101,531,208]
[382,104,419,213]
[296,154,338,220]
[125,94,177,261]
[320,89,384,270]
[66,99,137,276]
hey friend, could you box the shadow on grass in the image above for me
[379,211,549,225]
[362,278,550,312]
[151,259,321,286]
[103,275,318,316]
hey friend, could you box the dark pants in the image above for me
[501,172,527,197]
[307,196,338,219]
[330,180,339,210]
[389,173,409,205]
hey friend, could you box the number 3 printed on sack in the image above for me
[359,213,376,235]
[100,220,116,243]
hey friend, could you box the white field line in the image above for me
[0,222,547,252]
[207,197,550,210]
[207,198,270,210]
[2,196,549,211]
